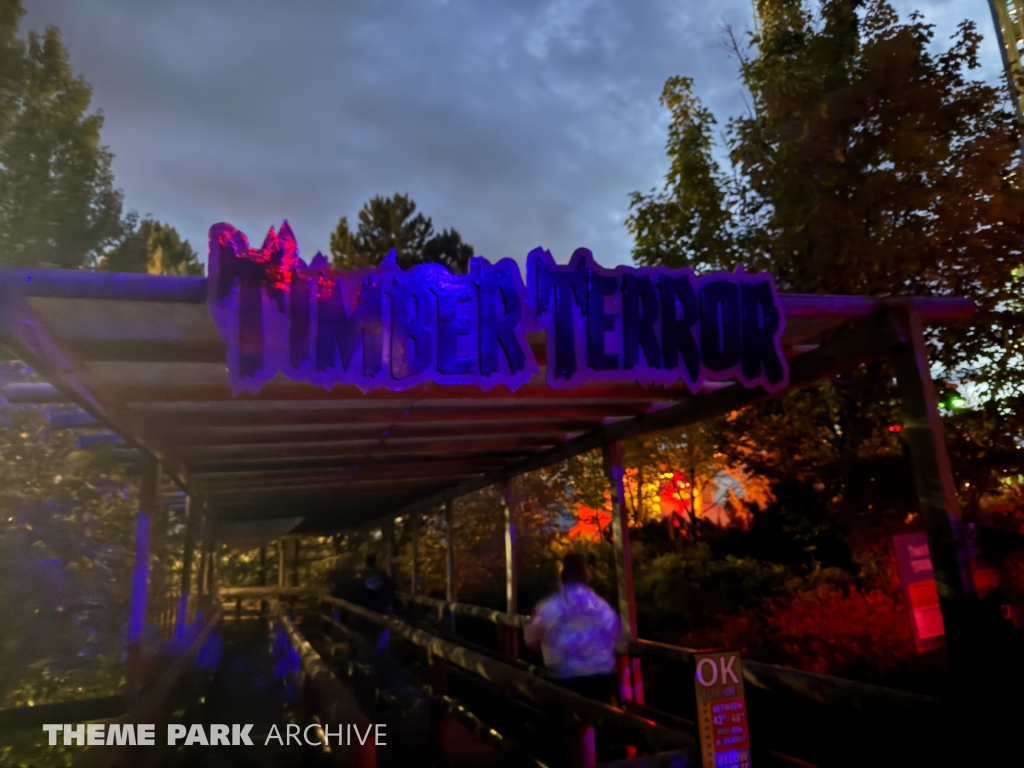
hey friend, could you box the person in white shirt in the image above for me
[524,552,622,702]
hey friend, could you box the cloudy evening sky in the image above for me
[21,0,1010,268]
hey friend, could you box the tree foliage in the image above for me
[96,215,203,275]
[0,0,125,269]
[330,193,475,273]
[630,0,1023,391]
[0,362,138,709]
[628,0,1024,539]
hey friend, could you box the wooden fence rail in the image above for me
[395,591,940,712]
[322,595,699,758]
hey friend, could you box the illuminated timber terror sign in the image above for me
[207,222,789,395]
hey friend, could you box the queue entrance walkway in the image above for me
[165,619,317,768]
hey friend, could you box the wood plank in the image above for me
[202,476,464,497]
[1,382,71,403]
[196,468,485,486]
[176,436,558,461]
[158,418,599,446]
[27,297,215,342]
[189,448,535,473]
[114,381,694,405]
[173,432,568,456]
[135,404,646,431]
[1,269,975,319]
[67,339,226,363]
[0,287,190,491]
[191,462,499,485]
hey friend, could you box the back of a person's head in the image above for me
[366,554,377,569]
[561,552,588,585]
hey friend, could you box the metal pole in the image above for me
[890,308,976,656]
[259,544,268,587]
[176,495,197,638]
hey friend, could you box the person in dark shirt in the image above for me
[330,559,357,602]
[353,554,395,615]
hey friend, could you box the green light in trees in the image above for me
[939,389,966,410]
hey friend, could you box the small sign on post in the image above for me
[695,650,751,768]
[893,532,946,653]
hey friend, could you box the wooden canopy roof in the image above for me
[0,267,974,533]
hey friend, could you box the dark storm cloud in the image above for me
[21,0,1006,267]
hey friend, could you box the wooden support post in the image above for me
[501,482,520,661]
[127,457,159,691]
[604,441,644,708]
[278,538,286,588]
[411,512,420,596]
[444,500,456,635]
[128,498,152,645]
[259,543,269,617]
[290,537,300,587]
[890,308,976,656]
[175,495,197,638]
[195,511,210,614]
[208,525,220,610]
[605,442,638,636]
[149,475,168,633]
[382,518,395,578]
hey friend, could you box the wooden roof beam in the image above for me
[389,311,908,524]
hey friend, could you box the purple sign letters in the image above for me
[207,222,789,395]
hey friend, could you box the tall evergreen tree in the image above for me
[330,193,474,272]
[97,215,203,276]
[0,0,125,268]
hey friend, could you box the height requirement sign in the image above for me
[207,222,789,395]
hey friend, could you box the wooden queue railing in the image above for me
[270,600,376,768]
[218,586,941,713]
[320,594,699,760]
[394,591,941,713]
